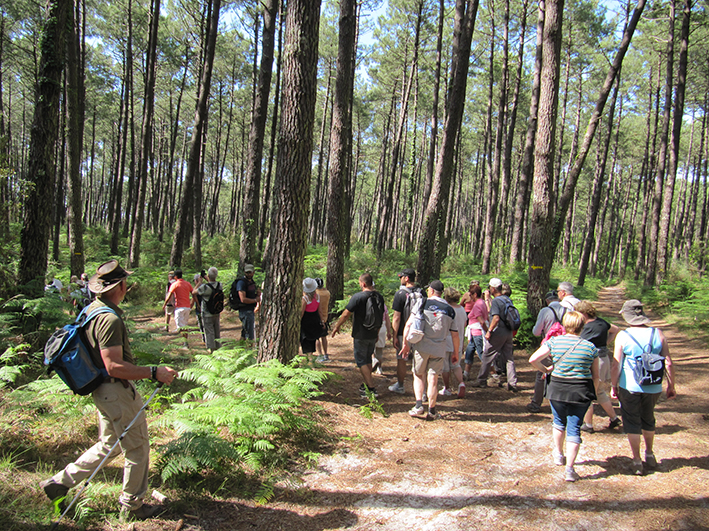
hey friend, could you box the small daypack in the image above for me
[205,282,225,314]
[405,293,427,344]
[501,296,522,331]
[400,286,424,326]
[229,277,245,310]
[543,307,566,343]
[626,328,665,386]
[362,292,385,332]
[44,306,116,395]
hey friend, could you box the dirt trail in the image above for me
[134,286,709,531]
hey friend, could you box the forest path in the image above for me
[133,285,709,531]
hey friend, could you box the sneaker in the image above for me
[631,461,644,476]
[526,402,541,413]
[374,365,383,375]
[315,355,329,363]
[608,417,621,430]
[457,383,466,399]
[645,453,657,469]
[553,451,566,466]
[408,405,425,417]
[580,424,594,433]
[120,503,165,522]
[469,379,488,388]
[438,388,452,397]
[426,411,442,421]
[40,479,69,502]
[565,467,580,482]
[388,382,405,394]
[359,384,379,398]
[507,384,519,393]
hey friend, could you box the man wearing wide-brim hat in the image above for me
[40,260,178,522]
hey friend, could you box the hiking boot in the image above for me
[645,453,657,469]
[507,384,519,393]
[608,417,621,430]
[526,402,541,413]
[40,479,69,502]
[457,383,466,399]
[565,467,580,482]
[580,424,594,433]
[470,379,488,388]
[120,503,165,522]
[388,382,405,394]
[438,388,452,397]
[426,411,442,421]
[408,405,425,417]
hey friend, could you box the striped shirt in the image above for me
[547,335,598,379]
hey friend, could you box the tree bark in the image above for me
[19,0,69,295]
[170,0,221,267]
[526,0,564,320]
[240,0,277,267]
[417,0,479,286]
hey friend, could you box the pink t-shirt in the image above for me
[468,298,489,336]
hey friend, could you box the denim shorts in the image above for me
[549,400,592,444]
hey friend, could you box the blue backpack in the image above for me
[44,306,117,395]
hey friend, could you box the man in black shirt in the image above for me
[332,273,385,398]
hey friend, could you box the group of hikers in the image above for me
[318,270,677,483]
[37,260,678,524]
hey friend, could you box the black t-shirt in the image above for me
[581,317,611,348]
[345,290,384,340]
[392,286,415,336]
[236,277,257,311]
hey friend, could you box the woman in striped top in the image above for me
[529,311,600,482]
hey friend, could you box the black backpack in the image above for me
[229,277,245,310]
[44,306,116,395]
[362,292,385,332]
[205,282,224,314]
[501,296,522,331]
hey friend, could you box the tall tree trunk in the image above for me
[417,0,479,286]
[128,0,160,268]
[509,1,543,264]
[258,0,321,363]
[19,0,69,294]
[66,0,85,277]
[170,0,221,267]
[240,0,277,267]
[656,0,690,285]
[526,0,563,320]
[325,0,357,308]
[423,0,445,206]
[552,0,646,255]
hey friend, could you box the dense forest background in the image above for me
[1,0,708,360]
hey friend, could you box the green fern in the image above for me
[155,346,333,484]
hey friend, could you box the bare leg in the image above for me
[412,370,425,401]
[453,365,465,387]
[583,405,594,427]
[553,426,566,457]
[627,433,642,462]
[320,336,328,355]
[566,441,581,468]
[427,373,438,410]
[599,399,618,420]
[359,364,374,389]
[315,339,323,356]
[643,429,655,455]
[441,372,450,390]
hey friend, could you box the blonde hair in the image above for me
[444,287,461,304]
[574,300,596,319]
[562,311,586,335]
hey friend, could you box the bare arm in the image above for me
[392,310,402,348]
[100,346,178,384]
[607,322,620,345]
[485,315,500,340]
[451,330,460,364]
[659,330,676,399]
[331,309,351,337]
[529,343,552,373]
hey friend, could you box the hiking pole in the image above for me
[49,382,165,530]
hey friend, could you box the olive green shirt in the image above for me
[83,298,134,367]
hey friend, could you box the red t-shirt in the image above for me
[168,278,193,308]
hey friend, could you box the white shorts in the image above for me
[174,307,190,329]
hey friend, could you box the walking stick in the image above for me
[49,383,165,530]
